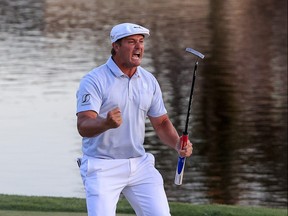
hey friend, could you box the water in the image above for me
[0,0,287,208]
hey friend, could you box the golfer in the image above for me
[76,23,193,216]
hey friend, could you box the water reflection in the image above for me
[0,0,287,208]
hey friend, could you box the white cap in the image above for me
[110,23,150,43]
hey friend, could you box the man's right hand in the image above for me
[106,107,122,128]
[77,107,122,137]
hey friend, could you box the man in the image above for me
[76,23,193,216]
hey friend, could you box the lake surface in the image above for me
[0,0,287,208]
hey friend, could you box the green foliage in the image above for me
[0,194,86,212]
[0,211,88,216]
[169,203,287,216]
[0,194,286,216]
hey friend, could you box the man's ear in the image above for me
[112,41,121,51]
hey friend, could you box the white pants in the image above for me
[80,153,171,216]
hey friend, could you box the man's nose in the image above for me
[135,41,143,48]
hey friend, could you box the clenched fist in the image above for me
[106,107,122,128]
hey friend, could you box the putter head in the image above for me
[185,48,205,59]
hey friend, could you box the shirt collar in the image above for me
[106,56,140,78]
[106,56,123,77]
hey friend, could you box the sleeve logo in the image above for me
[82,94,91,103]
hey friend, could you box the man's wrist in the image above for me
[175,137,180,151]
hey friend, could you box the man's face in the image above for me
[114,34,145,68]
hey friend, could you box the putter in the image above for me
[174,48,205,185]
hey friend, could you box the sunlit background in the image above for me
[0,0,287,208]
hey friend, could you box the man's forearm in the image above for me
[77,115,109,137]
[151,116,180,151]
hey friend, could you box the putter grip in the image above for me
[181,134,188,149]
[174,134,188,185]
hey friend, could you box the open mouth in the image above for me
[132,53,141,59]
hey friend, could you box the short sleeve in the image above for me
[76,74,102,114]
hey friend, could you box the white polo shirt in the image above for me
[76,57,167,159]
